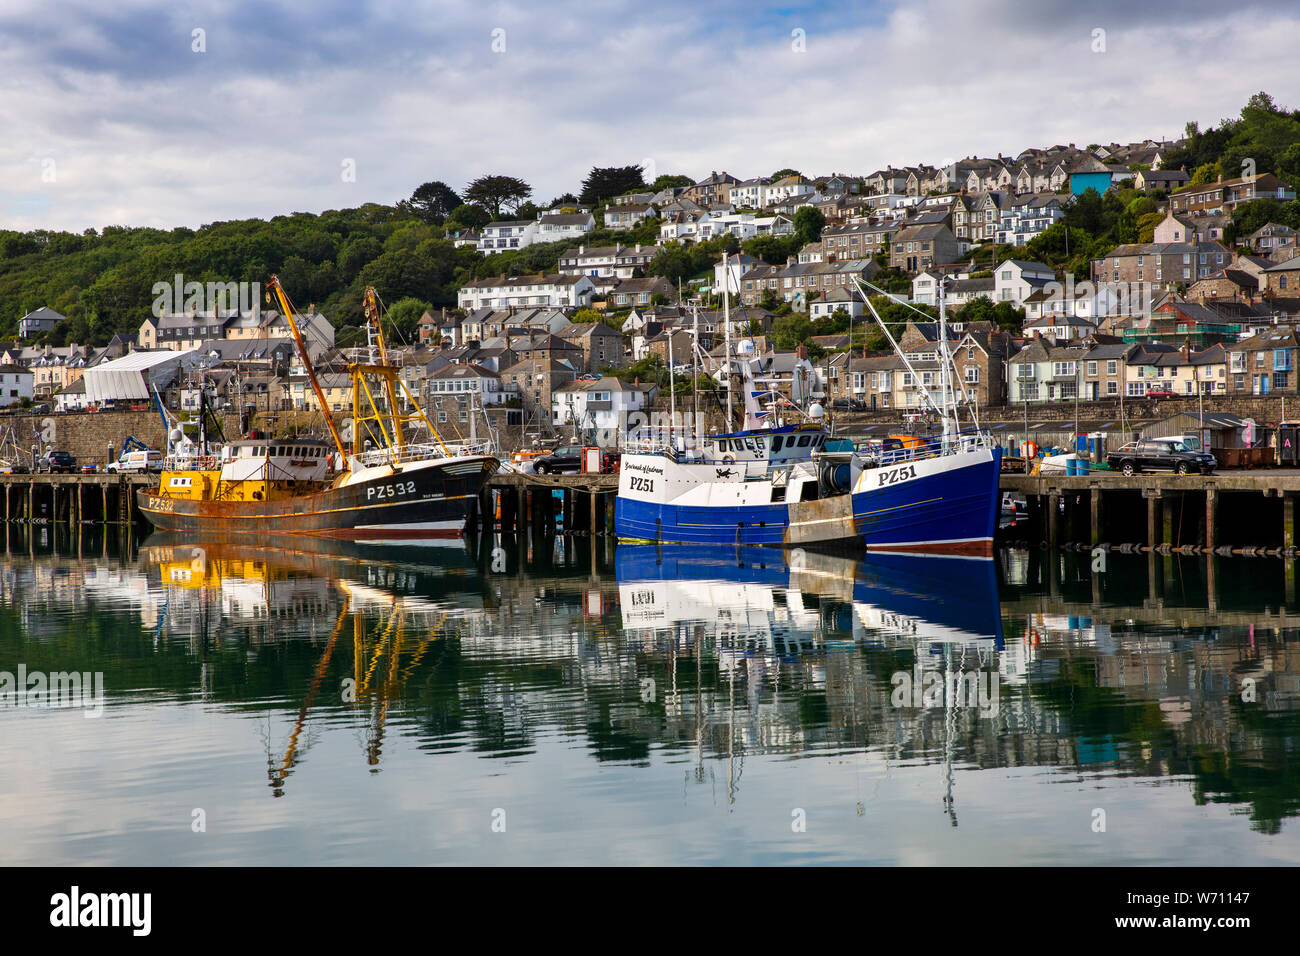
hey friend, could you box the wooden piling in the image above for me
[1089,485,1102,547]
[1285,493,1295,550]
[1205,487,1217,552]
[1047,492,1060,550]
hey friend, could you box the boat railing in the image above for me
[871,432,993,467]
[352,441,491,468]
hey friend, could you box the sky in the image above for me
[1,0,1297,232]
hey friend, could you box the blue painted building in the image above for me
[1069,155,1113,196]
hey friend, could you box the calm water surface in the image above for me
[1,524,1298,865]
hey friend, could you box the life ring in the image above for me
[1024,441,1037,459]
[722,454,736,464]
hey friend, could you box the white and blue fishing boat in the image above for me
[614,262,1000,555]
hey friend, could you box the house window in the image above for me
[965,366,979,384]
[1106,380,1117,395]
[1086,361,1097,376]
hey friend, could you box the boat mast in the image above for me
[668,321,676,450]
[938,275,954,444]
[267,275,347,460]
[723,253,733,430]
[692,300,701,449]
[363,287,404,447]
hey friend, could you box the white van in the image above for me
[106,450,164,473]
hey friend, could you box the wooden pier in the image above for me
[0,474,152,526]
[478,472,620,538]
[1000,470,1300,553]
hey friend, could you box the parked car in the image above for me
[533,446,618,475]
[831,398,867,411]
[105,450,164,474]
[36,450,78,474]
[533,445,582,475]
[1106,438,1217,476]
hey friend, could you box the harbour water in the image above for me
[1,524,1298,866]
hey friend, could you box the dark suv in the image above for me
[1106,438,1217,476]
[534,446,617,475]
[37,450,78,474]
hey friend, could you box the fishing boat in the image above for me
[614,260,1000,555]
[137,279,498,540]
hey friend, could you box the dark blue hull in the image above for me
[854,448,1001,555]
[614,448,1001,555]
[614,497,791,546]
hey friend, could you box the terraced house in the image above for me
[889,223,961,274]
[821,221,896,261]
[1007,340,1088,404]
[1226,327,1300,395]
[1091,240,1233,288]
[457,274,595,311]
[1167,173,1296,216]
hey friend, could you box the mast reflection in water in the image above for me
[0,524,1297,865]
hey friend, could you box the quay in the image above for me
[479,472,619,538]
[1000,469,1300,552]
[9,467,1295,556]
[0,473,151,525]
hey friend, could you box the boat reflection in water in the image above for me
[615,544,1003,814]
[140,533,484,796]
[616,544,1002,649]
[4,526,1298,864]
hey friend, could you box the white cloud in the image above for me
[0,0,1296,231]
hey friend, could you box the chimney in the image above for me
[797,344,808,361]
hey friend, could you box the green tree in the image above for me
[405,181,462,224]
[793,206,827,245]
[382,296,434,343]
[579,165,646,206]
[650,174,694,191]
[445,204,491,231]
[464,175,532,219]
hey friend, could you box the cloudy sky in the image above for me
[1,0,1296,232]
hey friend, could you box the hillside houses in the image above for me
[457,274,595,311]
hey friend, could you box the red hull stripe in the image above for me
[866,538,994,558]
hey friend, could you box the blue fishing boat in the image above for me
[614,262,1000,555]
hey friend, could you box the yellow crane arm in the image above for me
[267,275,348,460]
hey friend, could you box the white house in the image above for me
[809,287,865,321]
[995,259,1057,308]
[477,220,539,253]
[424,363,518,406]
[552,376,654,443]
[763,176,815,207]
[558,243,660,278]
[457,274,596,311]
[0,363,34,405]
[1021,315,1099,341]
[995,194,1064,247]
[537,212,596,242]
[728,177,770,208]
